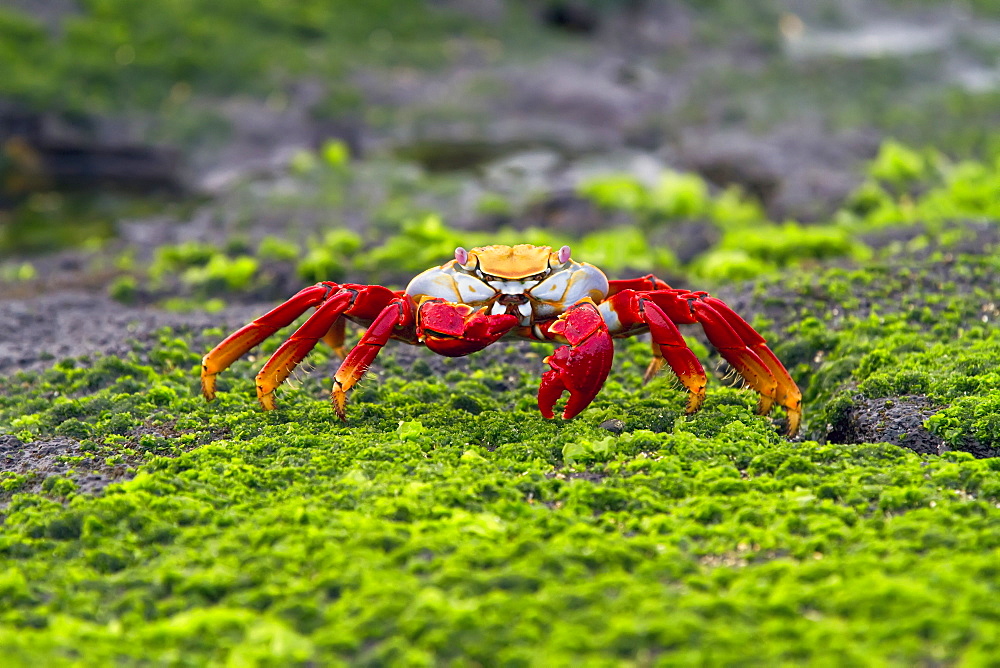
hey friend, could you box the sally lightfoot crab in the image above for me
[201,244,802,434]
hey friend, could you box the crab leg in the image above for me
[254,291,357,410]
[608,274,671,294]
[700,295,802,435]
[323,317,348,359]
[201,283,337,401]
[646,290,801,435]
[331,297,416,419]
[602,291,708,413]
[537,299,614,420]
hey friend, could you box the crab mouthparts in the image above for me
[491,294,533,323]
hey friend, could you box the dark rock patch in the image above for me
[0,292,264,375]
[825,395,997,459]
[677,127,880,223]
[599,418,626,434]
[540,1,600,35]
[0,435,122,505]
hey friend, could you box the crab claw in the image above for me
[538,300,613,419]
[419,301,519,357]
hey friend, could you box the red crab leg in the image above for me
[646,290,801,435]
[537,299,614,420]
[416,299,519,357]
[323,317,348,359]
[700,295,802,435]
[608,274,671,294]
[331,297,416,419]
[603,291,708,413]
[201,283,336,401]
[254,290,358,410]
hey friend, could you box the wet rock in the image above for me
[1,105,182,201]
[541,1,600,35]
[0,434,155,503]
[0,434,25,457]
[650,221,720,265]
[599,419,626,434]
[784,23,953,61]
[74,473,115,496]
[516,191,610,234]
[0,292,264,375]
[480,149,563,192]
[0,437,97,503]
[677,127,880,222]
[826,395,955,457]
[1,436,81,474]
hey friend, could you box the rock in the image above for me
[541,1,600,34]
[826,395,949,457]
[599,419,626,434]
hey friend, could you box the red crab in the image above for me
[201,244,802,434]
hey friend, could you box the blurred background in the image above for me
[2,0,1000,305]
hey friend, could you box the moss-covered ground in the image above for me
[3,227,1000,662]
[4,0,1000,664]
[5,98,1000,668]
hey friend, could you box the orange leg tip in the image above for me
[684,390,706,414]
[201,373,217,401]
[257,385,278,411]
[332,382,349,420]
[786,410,802,437]
[756,395,775,416]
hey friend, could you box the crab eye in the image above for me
[455,247,469,265]
[558,245,571,263]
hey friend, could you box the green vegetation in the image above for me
[0,1,479,114]
[6,193,1000,665]
[5,0,1000,661]
[95,136,1000,305]
[0,193,128,257]
[752,254,1000,443]
[8,152,1000,660]
[842,142,1000,229]
[1,320,1000,663]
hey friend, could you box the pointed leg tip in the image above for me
[756,396,776,416]
[684,389,706,414]
[257,387,277,411]
[537,371,565,420]
[642,358,665,385]
[201,373,217,402]
[785,411,802,437]
[332,382,349,420]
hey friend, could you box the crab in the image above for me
[201,244,802,434]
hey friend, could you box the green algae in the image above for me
[4,1,1000,659]
[119,136,1000,300]
[0,1,479,114]
[2,297,1000,662]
